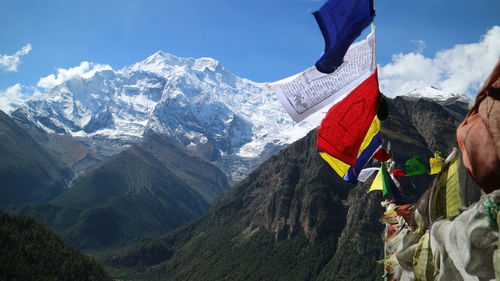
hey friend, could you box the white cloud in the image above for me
[410,39,426,54]
[0,44,32,72]
[0,84,29,113]
[380,25,500,97]
[37,61,112,89]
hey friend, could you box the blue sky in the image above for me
[1,0,499,99]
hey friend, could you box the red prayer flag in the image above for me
[392,169,406,180]
[373,147,391,161]
[395,204,415,230]
[317,70,380,166]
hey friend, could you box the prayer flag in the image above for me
[445,157,461,217]
[390,169,405,188]
[357,167,379,182]
[320,116,382,183]
[368,162,402,203]
[380,162,394,200]
[405,155,429,176]
[343,131,381,183]
[320,152,350,178]
[313,0,375,73]
[269,31,376,123]
[368,164,384,192]
[317,70,380,166]
[392,169,406,180]
[429,152,445,175]
[430,150,464,219]
[413,232,434,281]
[373,147,391,161]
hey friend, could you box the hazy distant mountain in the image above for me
[100,97,467,280]
[0,110,71,206]
[11,133,230,249]
[0,210,112,281]
[12,52,321,181]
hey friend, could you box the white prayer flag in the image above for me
[357,167,379,183]
[268,30,376,123]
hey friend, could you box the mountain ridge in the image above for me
[10,133,230,249]
[0,110,71,206]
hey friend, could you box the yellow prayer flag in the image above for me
[320,152,350,178]
[368,167,383,192]
[430,149,464,220]
[429,152,445,175]
[413,231,434,281]
[359,116,381,152]
[445,156,462,217]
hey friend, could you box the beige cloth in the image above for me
[430,190,500,281]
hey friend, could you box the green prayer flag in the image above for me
[405,155,428,176]
[380,162,394,200]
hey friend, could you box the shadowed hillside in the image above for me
[10,133,230,249]
[0,210,112,281]
[0,110,71,206]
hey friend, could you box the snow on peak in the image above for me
[404,86,472,104]
[12,51,322,180]
[192,57,222,72]
[123,51,190,75]
[121,52,228,79]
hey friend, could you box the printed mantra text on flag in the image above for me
[317,70,379,166]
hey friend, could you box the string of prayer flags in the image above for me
[429,152,445,175]
[269,31,376,123]
[405,155,429,176]
[313,0,375,73]
[317,70,380,166]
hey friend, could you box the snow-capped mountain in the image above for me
[404,86,472,104]
[12,51,323,181]
[12,53,473,181]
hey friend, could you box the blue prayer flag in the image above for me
[313,0,375,73]
[344,132,381,183]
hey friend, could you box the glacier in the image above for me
[12,51,325,181]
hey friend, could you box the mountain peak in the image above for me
[146,51,184,63]
[404,86,472,104]
[124,51,191,75]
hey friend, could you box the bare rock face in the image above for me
[228,129,352,242]
[390,96,466,155]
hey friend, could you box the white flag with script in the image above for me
[268,30,376,123]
